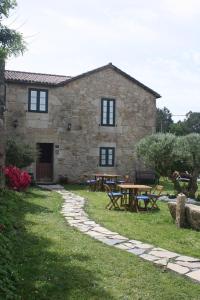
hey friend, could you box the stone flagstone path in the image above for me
[40,185,200,284]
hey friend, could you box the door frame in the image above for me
[36,143,54,182]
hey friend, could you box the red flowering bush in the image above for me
[3,166,31,191]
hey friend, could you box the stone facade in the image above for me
[5,64,160,182]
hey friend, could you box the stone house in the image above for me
[4,63,161,183]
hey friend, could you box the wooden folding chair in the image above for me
[148,185,164,209]
[104,184,123,210]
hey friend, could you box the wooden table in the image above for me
[93,174,121,191]
[117,184,152,212]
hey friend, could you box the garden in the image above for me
[1,134,200,299]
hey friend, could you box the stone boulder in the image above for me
[185,204,200,231]
[168,202,176,220]
[168,202,200,231]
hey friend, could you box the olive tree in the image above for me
[136,133,200,199]
[136,133,176,177]
[173,134,200,198]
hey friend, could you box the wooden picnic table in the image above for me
[117,184,152,212]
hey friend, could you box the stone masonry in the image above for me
[5,64,160,182]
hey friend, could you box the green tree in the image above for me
[136,133,176,177]
[156,107,173,133]
[0,0,26,59]
[136,133,200,198]
[170,121,187,136]
[0,0,26,186]
[173,134,200,198]
[170,112,200,136]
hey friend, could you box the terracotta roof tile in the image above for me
[5,64,161,98]
[5,70,71,86]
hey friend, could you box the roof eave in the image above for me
[5,79,58,87]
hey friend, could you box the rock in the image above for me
[185,204,200,231]
[168,202,200,231]
[168,202,176,220]
[176,194,186,228]
[167,263,189,274]
[186,270,200,282]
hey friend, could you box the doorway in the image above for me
[36,143,53,182]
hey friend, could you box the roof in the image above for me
[5,70,71,86]
[5,63,161,98]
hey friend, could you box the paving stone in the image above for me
[98,238,123,246]
[113,234,128,240]
[175,256,200,262]
[127,248,146,255]
[167,263,189,274]
[83,221,97,225]
[67,219,82,224]
[123,242,136,248]
[149,250,178,259]
[114,244,130,250]
[91,227,114,235]
[152,247,166,251]
[75,225,91,232]
[136,243,153,250]
[154,258,168,266]
[176,261,200,269]
[87,231,105,238]
[140,254,159,261]
[186,270,200,282]
[129,240,142,245]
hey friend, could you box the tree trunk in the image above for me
[187,171,198,199]
[171,177,182,194]
[0,58,5,188]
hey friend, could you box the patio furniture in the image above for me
[86,179,97,191]
[118,184,152,212]
[83,174,97,191]
[136,194,150,210]
[117,175,130,184]
[147,185,164,209]
[104,184,124,210]
[93,173,121,191]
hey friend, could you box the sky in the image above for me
[4,0,200,121]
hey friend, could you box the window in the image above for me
[101,98,115,126]
[99,147,115,167]
[28,89,48,112]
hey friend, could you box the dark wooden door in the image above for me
[36,143,53,182]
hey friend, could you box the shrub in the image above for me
[6,139,37,168]
[0,189,20,299]
[3,166,31,191]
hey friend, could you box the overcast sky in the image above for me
[4,0,200,121]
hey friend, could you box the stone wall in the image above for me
[168,201,200,231]
[5,67,157,182]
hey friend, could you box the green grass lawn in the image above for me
[3,187,199,299]
[65,183,200,258]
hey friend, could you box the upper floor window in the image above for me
[101,98,115,126]
[28,89,48,113]
[99,147,115,167]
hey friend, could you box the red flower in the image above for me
[3,166,31,191]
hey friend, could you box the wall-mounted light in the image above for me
[67,123,71,131]
[12,119,18,128]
